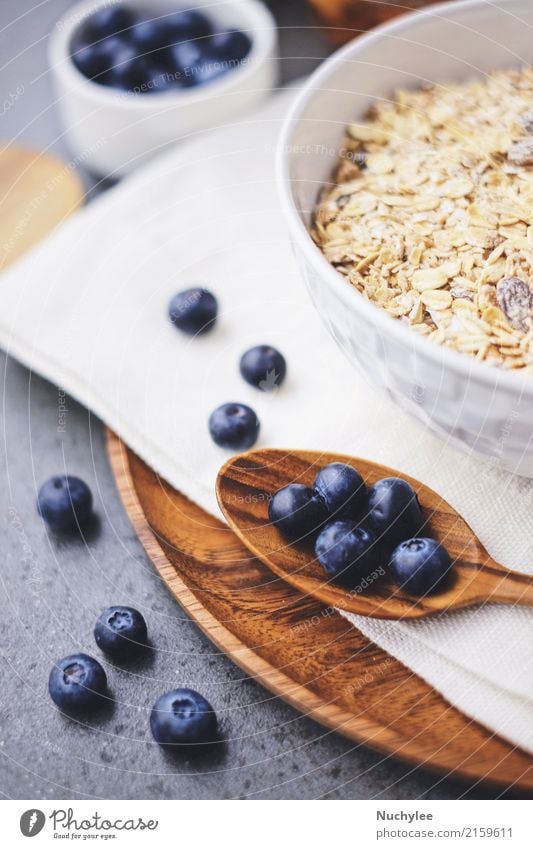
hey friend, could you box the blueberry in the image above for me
[367,477,424,549]
[389,537,452,595]
[268,483,327,541]
[71,41,109,79]
[167,10,213,42]
[239,345,286,391]
[314,462,366,520]
[82,5,136,41]
[142,69,175,94]
[208,30,252,64]
[315,521,376,586]
[37,475,93,532]
[208,403,259,450]
[131,18,173,53]
[167,42,222,87]
[48,653,107,713]
[105,45,150,90]
[71,36,140,87]
[94,606,148,658]
[168,287,218,335]
[150,688,217,747]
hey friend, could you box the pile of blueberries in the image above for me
[38,475,217,747]
[71,4,252,93]
[168,286,285,450]
[269,463,454,595]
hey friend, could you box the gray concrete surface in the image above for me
[0,0,512,800]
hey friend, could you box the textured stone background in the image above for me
[0,0,508,799]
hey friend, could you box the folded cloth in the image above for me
[1,89,533,754]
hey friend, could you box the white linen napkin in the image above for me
[1,89,533,754]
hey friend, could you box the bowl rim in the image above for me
[48,0,277,108]
[276,0,533,394]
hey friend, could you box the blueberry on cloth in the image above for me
[208,403,259,450]
[239,345,286,391]
[168,287,218,335]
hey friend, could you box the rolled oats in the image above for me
[312,67,533,370]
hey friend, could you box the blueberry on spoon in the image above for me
[314,462,366,520]
[269,483,327,541]
[367,477,424,549]
[315,520,376,586]
[389,537,452,595]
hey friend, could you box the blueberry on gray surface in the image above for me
[168,287,218,335]
[208,29,252,63]
[269,483,327,541]
[208,403,259,450]
[389,537,453,595]
[367,477,424,549]
[150,688,217,746]
[48,653,107,713]
[37,475,93,532]
[315,520,376,586]
[314,462,366,520]
[94,606,148,658]
[239,345,287,391]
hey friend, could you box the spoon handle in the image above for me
[481,561,533,608]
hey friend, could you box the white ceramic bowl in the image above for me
[49,0,278,176]
[278,0,533,476]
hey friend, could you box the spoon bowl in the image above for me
[216,448,533,620]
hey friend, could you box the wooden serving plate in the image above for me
[107,433,533,792]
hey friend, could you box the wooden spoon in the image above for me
[216,447,533,620]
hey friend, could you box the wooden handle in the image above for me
[477,561,533,608]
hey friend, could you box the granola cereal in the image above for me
[312,67,533,371]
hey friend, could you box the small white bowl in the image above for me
[278,0,533,476]
[49,0,278,176]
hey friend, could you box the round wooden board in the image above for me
[107,432,533,793]
[0,145,84,271]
